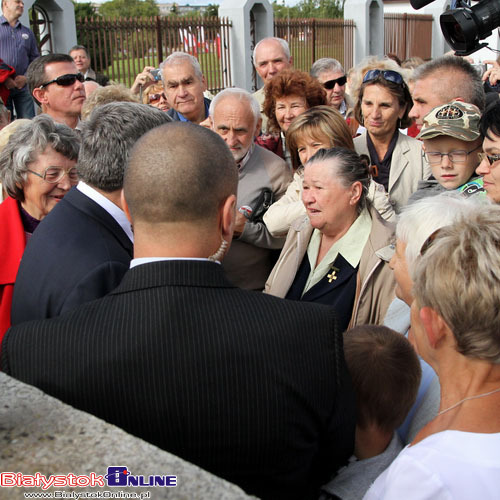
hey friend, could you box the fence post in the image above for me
[345,0,384,66]
[312,18,316,63]
[219,0,273,92]
[156,16,163,64]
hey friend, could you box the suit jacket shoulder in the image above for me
[2,260,355,500]
[11,188,133,324]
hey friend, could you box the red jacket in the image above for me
[0,197,26,345]
[0,59,16,106]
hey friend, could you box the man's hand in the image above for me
[13,75,26,89]
[4,77,16,89]
[233,211,247,238]
[482,60,500,86]
[130,66,156,95]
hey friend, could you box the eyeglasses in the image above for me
[423,145,481,165]
[362,69,405,86]
[323,75,347,89]
[478,152,500,165]
[149,92,167,103]
[39,73,85,89]
[28,166,79,184]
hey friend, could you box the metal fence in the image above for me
[384,13,433,62]
[274,18,355,73]
[75,16,356,94]
[75,16,232,93]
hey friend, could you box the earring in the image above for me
[208,238,229,262]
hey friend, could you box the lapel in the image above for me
[64,187,133,257]
[109,260,236,296]
[388,132,410,192]
[301,254,357,303]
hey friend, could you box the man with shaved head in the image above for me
[409,56,485,131]
[3,122,355,500]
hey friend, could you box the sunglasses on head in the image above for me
[362,69,405,86]
[39,73,85,89]
[323,75,347,89]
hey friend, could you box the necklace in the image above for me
[437,387,500,417]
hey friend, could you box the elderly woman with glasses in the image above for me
[352,58,430,213]
[0,115,79,341]
[143,82,170,112]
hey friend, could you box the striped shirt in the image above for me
[0,16,39,75]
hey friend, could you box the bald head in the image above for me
[124,122,238,226]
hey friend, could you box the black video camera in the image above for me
[411,0,500,56]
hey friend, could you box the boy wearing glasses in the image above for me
[409,101,485,203]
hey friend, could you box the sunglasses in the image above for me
[478,152,500,165]
[323,75,347,89]
[362,69,405,86]
[149,92,167,103]
[39,73,85,89]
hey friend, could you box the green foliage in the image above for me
[273,0,344,19]
[73,1,97,19]
[204,4,219,17]
[99,0,159,19]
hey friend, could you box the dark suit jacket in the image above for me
[11,187,133,324]
[3,260,355,500]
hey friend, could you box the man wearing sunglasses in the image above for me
[310,58,352,117]
[26,53,86,129]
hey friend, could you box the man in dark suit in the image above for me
[11,102,172,325]
[3,123,355,500]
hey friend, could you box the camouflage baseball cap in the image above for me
[417,101,481,141]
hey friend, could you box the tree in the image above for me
[273,0,344,19]
[99,0,159,18]
[73,1,96,19]
[204,4,219,17]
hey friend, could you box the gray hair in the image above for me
[413,202,500,363]
[252,37,290,66]
[413,56,485,111]
[396,193,483,273]
[159,51,203,81]
[81,84,139,120]
[310,58,344,79]
[0,115,80,201]
[306,147,370,214]
[78,102,172,192]
[209,88,261,127]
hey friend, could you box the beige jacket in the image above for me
[354,131,430,213]
[264,206,396,328]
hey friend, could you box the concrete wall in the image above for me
[219,0,273,92]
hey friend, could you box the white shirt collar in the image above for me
[77,181,134,242]
[130,257,218,268]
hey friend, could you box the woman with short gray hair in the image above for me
[0,114,79,341]
[366,203,500,499]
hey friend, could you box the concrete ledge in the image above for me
[0,372,256,499]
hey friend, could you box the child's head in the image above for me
[344,325,421,434]
[418,101,482,190]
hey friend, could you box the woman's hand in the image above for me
[131,66,157,95]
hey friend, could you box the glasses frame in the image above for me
[39,73,85,89]
[149,92,168,103]
[362,69,405,86]
[423,145,481,165]
[28,165,79,184]
[478,152,500,166]
[323,75,347,90]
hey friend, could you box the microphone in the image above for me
[410,0,436,9]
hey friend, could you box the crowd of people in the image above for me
[1,22,500,500]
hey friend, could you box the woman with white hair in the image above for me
[386,193,485,441]
[366,203,500,499]
[0,115,79,342]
